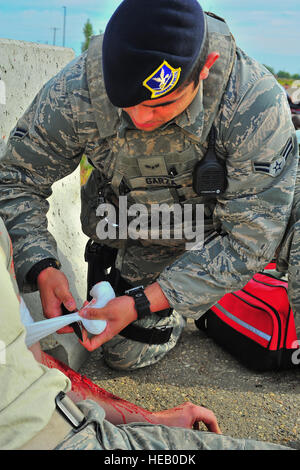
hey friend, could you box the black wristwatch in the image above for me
[124,285,151,320]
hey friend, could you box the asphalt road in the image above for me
[79,318,300,450]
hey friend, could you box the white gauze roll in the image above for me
[24,281,115,346]
[82,281,115,334]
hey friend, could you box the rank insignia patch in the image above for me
[142,60,181,99]
[253,157,286,177]
[253,137,294,177]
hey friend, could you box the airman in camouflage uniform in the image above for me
[0,0,298,370]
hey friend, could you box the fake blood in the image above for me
[40,351,152,424]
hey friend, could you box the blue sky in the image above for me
[0,0,299,75]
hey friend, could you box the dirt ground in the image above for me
[79,318,300,450]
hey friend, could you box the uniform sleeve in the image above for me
[0,72,85,292]
[157,75,299,318]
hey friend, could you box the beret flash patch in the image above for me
[142,60,181,99]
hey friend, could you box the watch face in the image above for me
[125,287,150,319]
[134,291,144,299]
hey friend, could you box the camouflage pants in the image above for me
[55,400,291,450]
[102,310,186,370]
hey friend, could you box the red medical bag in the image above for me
[196,271,300,371]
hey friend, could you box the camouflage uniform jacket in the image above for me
[0,16,298,319]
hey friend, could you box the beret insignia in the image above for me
[142,60,181,99]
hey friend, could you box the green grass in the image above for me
[277,78,294,87]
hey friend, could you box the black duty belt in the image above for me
[119,323,173,345]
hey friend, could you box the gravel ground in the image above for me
[79,318,300,450]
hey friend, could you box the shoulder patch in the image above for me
[253,137,294,177]
[142,60,181,99]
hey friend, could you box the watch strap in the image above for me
[125,285,151,320]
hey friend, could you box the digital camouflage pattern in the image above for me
[55,399,291,450]
[0,14,298,370]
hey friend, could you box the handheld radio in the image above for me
[192,126,227,198]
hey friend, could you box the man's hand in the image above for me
[79,295,137,351]
[37,267,77,333]
[151,402,222,433]
[79,281,170,351]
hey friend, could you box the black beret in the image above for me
[102,0,206,108]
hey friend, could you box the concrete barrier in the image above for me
[0,38,89,369]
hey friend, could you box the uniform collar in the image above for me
[174,81,204,139]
